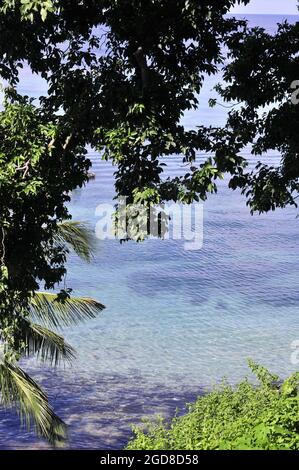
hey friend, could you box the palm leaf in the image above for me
[0,361,66,446]
[30,292,105,329]
[55,221,96,262]
[22,321,75,366]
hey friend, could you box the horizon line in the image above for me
[228,12,299,16]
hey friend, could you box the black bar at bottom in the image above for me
[0,450,298,465]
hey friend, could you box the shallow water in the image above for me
[0,14,299,449]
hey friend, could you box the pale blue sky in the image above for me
[231,0,298,15]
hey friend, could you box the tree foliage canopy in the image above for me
[219,19,299,212]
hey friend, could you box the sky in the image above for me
[230,0,299,15]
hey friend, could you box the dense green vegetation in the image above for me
[127,362,299,450]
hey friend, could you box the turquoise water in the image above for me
[0,14,299,449]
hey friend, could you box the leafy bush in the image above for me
[127,362,299,450]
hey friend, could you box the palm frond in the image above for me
[0,361,66,446]
[22,321,75,366]
[55,221,96,262]
[30,292,105,329]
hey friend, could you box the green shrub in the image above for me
[126,362,299,450]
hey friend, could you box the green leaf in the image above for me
[30,292,105,329]
[55,221,96,262]
[40,7,47,21]
[22,321,75,366]
[0,360,66,446]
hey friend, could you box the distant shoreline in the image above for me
[227,13,299,17]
